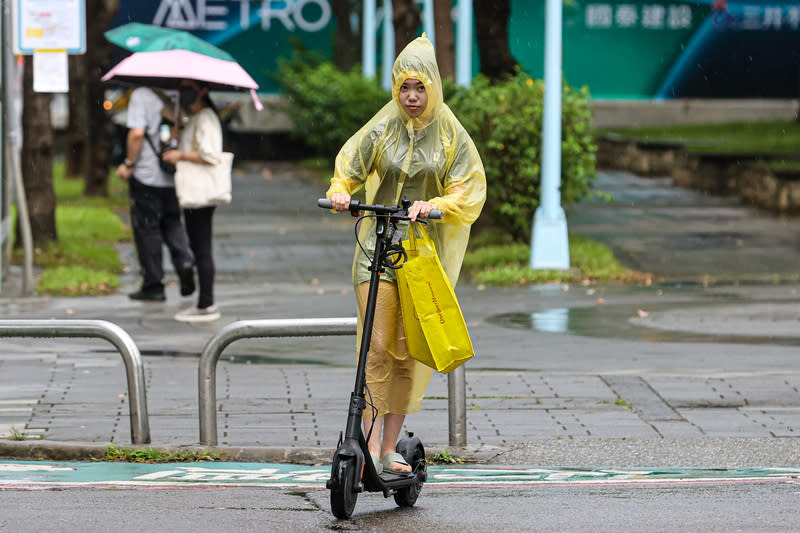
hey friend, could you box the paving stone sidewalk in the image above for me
[1,164,799,467]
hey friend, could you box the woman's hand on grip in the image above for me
[408,200,438,222]
[330,193,352,212]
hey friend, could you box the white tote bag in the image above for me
[174,152,234,208]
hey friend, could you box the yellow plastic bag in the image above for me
[396,223,474,373]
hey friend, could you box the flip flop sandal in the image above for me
[380,452,411,474]
[371,454,383,475]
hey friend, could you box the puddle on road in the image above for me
[134,350,331,366]
[488,302,800,346]
[222,354,330,366]
[140,349,199,358]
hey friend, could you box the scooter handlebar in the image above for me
[317,198,442,219]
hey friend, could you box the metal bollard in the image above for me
[448,366,467,447]
[198,318,358,446]
[0,319,150,444]
[198,317,470,448]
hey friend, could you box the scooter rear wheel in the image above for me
[393,444,425,507]
[330,458,358,519]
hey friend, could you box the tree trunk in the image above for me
[21,59,57,245]
[393,0,421,56]
[83,0,120,196]
[66,55,89,179]
[474,0,518,82]
[433,0,455,80]
[331,0,361,71]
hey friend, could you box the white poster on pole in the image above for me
[14,0,86,54]
[33,50,68,93]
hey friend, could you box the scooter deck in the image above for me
[379,470,414,481]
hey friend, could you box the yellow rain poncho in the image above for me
[327,34,486,287]
[326,35,485,416]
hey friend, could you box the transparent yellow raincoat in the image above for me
[326,35,486,416]
[327,34,486,287]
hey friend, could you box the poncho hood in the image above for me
[391,34,442,128]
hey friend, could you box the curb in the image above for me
[0,440,509,465]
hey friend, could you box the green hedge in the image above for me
[449,72,597,242]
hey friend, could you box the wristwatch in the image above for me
[123,158,135,168]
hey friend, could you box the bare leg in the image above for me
[381,413,411,472]
[364,415,383,459]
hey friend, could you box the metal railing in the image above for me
[198,317,469,448]
[0,319,150,444]
[198,318,358,446]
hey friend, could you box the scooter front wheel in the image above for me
[330,458,358,519]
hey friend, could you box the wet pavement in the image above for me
[568,172,800,278]
[1,164,800,467]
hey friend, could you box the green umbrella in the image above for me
[104,22,235,62]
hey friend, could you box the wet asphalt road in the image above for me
[1,482,797,532]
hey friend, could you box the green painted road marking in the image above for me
[1,462,799,489]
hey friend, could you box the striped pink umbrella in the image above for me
[102,49,263,110]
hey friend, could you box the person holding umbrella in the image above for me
[102,23,263,110]
[162,80,224,323]
[103,23,261,311]
[116,86,195,302]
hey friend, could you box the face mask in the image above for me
[179,88,198,109]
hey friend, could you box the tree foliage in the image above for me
[275,56,390,161]
[449,72,597,241]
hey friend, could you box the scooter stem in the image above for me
[343,214,389,440]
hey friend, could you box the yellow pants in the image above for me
[356,280,434,418]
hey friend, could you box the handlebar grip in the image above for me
[320,198,439,218]
[318,198,362,211]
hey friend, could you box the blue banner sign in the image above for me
[110,1,800,98]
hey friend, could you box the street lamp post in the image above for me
[530,0,570,270]
[455,0,472,87]
[363,0,376,79]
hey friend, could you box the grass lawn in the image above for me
[597,120,800,157]
[13,162,131,296]
[462,232,649,286]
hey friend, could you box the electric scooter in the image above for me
[317,197,442,519]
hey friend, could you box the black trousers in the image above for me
[184,206,216,309]
[129,177,194,292]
